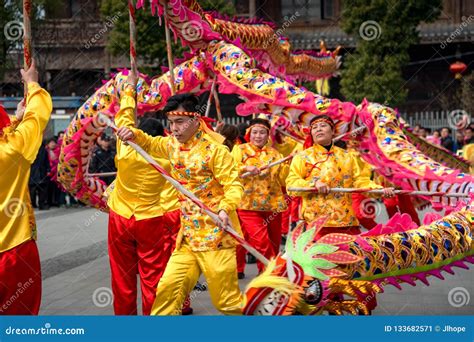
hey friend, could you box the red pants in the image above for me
[0,240,42,315]
[281,208,290,235]
[236,210,282,273]
[352,194,377,230]
[290,196,301,224]
[314,225,377,311]
[384,194,421,226]
[108,209,180,315]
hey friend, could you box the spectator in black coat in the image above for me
[89,134,117,185]
[440,127,455,152]
[29,142,50,210]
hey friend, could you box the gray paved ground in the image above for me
[35,207,473,315]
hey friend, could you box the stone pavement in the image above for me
[35,208,473,315]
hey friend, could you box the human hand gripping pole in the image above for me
[241,153,295,179]
[100,113,269,266]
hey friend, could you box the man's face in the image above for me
[167,112,199,143]
[441,128,450,138]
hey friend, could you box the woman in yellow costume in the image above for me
[286,114,395,238]
[231,117,289,278]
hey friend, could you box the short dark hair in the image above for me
[218,124,239,150]
[248,118,271,130]
[138,117,164,137]
[441,127,451,133]
[163,93,200,114]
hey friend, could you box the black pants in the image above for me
[30,183,48,209]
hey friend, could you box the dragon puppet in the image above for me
[56,0,473,315]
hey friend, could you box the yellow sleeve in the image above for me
[211,146,244,213]
[8,82,52,163]
[277,152,290,186]
[274,136,297,157]
[131,128,169,160]
[231,145,246,174]
[286,154,313,196]
[114,95,136,129]
[351,152,382,189]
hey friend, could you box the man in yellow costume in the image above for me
[0,60,52,314]
[115,72,243,315]
[231,117,288,278]
[107,103,183,315]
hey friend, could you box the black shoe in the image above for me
[182,307,193,315]
[194,281,207,291]
[39,205,50,210]
[246,254,257,264]
[238,272,245,279]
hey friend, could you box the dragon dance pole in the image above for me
[128,0,138,122]
[128,0,137,69]
[333,125,366,142]
[276,128,305,144]
[204,77,217,117]
[100,114,269,265]
[212,85,223,122]
[163,2,176,95]
[241,153,295,179]
[287,187,470,198]
[23,0,32,97]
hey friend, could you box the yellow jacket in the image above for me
[286,144,382,227]
[273,136,303,157]
[108,97,179,219]
[0,82,52,253]
[462,143,474,174]
[231,143,288,212]
[116,95,244,252]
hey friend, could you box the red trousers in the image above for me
[384,194,421,226]
[236,209,282,273]
[352,194,377,230]
[0,240,42,315]
[352,193,421,230]
[108,209,180,315]
[281,195,302,235]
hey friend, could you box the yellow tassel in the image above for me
[245,259,296,297]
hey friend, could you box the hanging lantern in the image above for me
[449,61,467,79]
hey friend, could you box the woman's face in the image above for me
[250,126,269,148]
[311,121,334,146]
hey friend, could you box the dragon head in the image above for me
[242,216,380,315]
